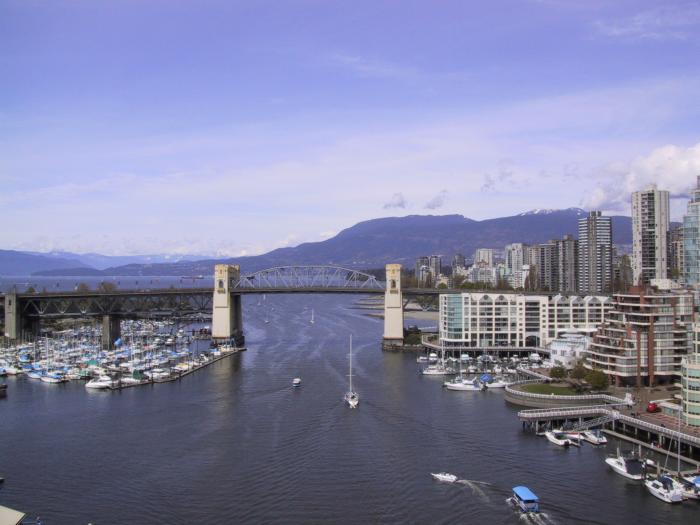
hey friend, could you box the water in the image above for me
[0,294,696,524]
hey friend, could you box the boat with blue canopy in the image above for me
[508,486,540,513]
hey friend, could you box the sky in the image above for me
[2,0,700,256]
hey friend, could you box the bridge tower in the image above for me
[212,264,243,343]
[3,292,20,339]
[383,264,404,347]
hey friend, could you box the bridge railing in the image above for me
[233,265,385,290]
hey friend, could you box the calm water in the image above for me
[0,295,697,524]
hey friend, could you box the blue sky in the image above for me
[2,0,700,256]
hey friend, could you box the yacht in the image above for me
[40,371,67,384]
[507,486,540,514]
[545,431,572,447]
[645,476,684,503]
[677,476,700,500]
[582,429,608,445]
[292,377,302,387]
[421,363,456,376]
[444,377,486,391]
[431,472,458,483]
[604,450,645,481]
[85,375,114,389]
[344,335,359,408]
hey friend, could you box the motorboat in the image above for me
[485,377,510,388]
[421,364,456,376]
[545,431,571,447]
[145,368,170,380]
[582,429,608,445]
[292,377,302,387]
[428,352,438,363]
[85,375,114,389]
[40,371,67,384]
[416,355,429,363]
[507,486,540,514]
[431,472,458,483]
[444,377,486,391]
[560,430,582,446]
[678,476,700,500]
[604,450,645,481]
[645,476,683,503]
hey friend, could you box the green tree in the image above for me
[585,369,609,391]
[25,286,36,293]
[550,366,567,379]
[571,362,587,380]
[76,283,91,292]
[437,282,448,289]
[97,282,118,292]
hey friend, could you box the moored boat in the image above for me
[645,476,684,503]
[604,450,645,481]
[582,429,608,445]
[545,431,571,447]
[507,486,540,513]
[85,375,114,389]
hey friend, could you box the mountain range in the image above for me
[4,208,645,278]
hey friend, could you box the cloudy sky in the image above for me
[2,0,700,256]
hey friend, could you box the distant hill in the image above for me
[0,250,93,275]
[31,208,640,277]
[22,251,208,270]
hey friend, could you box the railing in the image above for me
[517,406,700,447]
[505,379,628,405]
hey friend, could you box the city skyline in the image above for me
[2,1,700,256]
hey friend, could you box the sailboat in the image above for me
[310,308,315,324]
[344,335,359,408]
[263,294,270,324]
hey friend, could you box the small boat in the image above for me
[421,364,456,376]
[645,476,683,503]
[428,352,438,363]
[292,378,301,387]
[545,431,571,447]
[677,476,700,500]
[508,486,540,514]
[85,376,114,389]
[485,377,510,388]
[40,371,67,384]
[310,309,315,324]
[604,450,645,481]
[444,377,486,391]
[582,429,608,445]
[344,335,359,408]
[431,472,458,483]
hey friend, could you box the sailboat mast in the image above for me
[349,334,353,392]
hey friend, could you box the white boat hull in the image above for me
[604,457,643,480]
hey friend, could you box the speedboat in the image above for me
[444,377,486,391]
[292,378,302,387]
[507,486,540,514]
[645,476,684,503]
[545,431,571,447]
[678,476,700,500]
[85,376,114,389]
[431,472,458,483]
[604,450,645,481]
[582,429,608,445]
[421,364,456,376]
[41,371,67,384]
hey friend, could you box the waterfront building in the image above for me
[537,241,558,291]
[439,292,611,349]
[681,325,700,426]
[509,264,531,290]
[466,264,498,287]
[505,243,525,275]
[632,185,670,285]
[683,176,700,286]
[474,248,494,267]
[548,332,590,369]
[578,211,613,293]
[586,286,694,387]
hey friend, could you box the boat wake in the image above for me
[520,512,556,525]
[456,479,490,502]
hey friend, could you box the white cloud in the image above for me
[383,192,407,209]
[425,190,448,210]
[583,142,700,211]
[595,4,700,41]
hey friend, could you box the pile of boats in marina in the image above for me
[0,321,238,390]
[418,351,524,391]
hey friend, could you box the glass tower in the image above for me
[683,176,700,286]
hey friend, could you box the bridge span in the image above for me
[1,264,438,348]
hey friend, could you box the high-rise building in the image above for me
[632,185,670,285]
[683,176,700,286]
[415,256,430,284]
[556,235,578,293]
[428,255,442,278]
[537,241,558,291]
[578,211,613,293]
[474,248,494,267]
[670,226,684,281]
[451,253,466,272]
[505,243,525,275]
[586,287,694,387]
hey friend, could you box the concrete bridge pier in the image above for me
[382,264,404,347]
[102,315,122,350]
[212,264,244,344]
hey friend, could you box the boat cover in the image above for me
[480,374,493,382]
[512,486,538,502]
